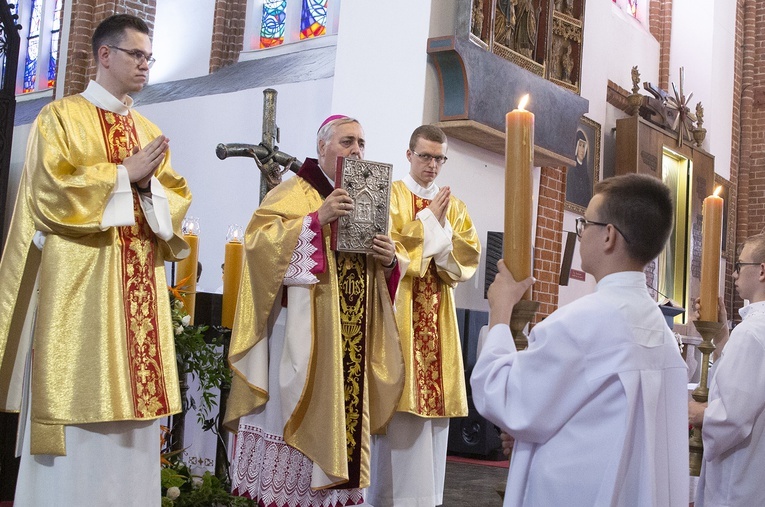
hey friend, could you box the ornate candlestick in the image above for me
[689,319,724,476]
[510,299,540,350]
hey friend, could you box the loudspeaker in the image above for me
[448,396,503,459]
[484,231,503,298]
[447,308,502,459]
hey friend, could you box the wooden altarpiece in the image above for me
[615,114,715,336]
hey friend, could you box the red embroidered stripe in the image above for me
[97,108,169,417]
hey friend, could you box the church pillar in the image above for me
[209,0,247,73]
[62,0,157,97]
[731,0,758,320]
[534,166,566,322]
[649,0,673,91]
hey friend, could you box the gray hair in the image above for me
[316,117,360,155]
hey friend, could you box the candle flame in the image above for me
[182,216,201,235]
[518,94,529,111]
[713,185,722,197]
[227,224,244,243]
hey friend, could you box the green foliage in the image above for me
[161,455,253,507]
[170,296,232,427]
[164,293,241,504]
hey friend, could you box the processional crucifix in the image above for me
[216,88,303,202]
[210,88,302,481]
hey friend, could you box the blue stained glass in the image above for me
[260,0,287,48]
[300,0,328,39]
[48,0,63,87]
[23,0,42,93]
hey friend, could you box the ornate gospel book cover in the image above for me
[330,156,393,253]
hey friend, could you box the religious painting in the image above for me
[490,0,550,77]
[565,116,600,215]
[715,174,735,259]
[470,0,491,47]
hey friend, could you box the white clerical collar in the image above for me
[81,80,133,116]
[595,271,647,291]
[403,174,439,199]
[739,300,765,320]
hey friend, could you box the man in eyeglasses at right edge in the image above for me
[367,124,481,507]
[690,234,765,507]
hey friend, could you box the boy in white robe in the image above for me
[690,233,765,507]
[471,173,689,506]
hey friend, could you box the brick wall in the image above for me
[209,0,248,73]
[62,0,157,97]
[730,0,755,322]
[533,166,566,322]
[649,0,672,91]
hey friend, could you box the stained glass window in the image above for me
[613,0,638,18]
[260,0,288,48]
[300,0,327,40]
[23,0,42,93]
[47,0,62,88]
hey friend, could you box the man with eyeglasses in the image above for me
[689,234,765,506]
[368,124,481,506]
[471,173,688,506]
[0,13,191,506]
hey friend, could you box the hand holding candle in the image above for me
[504,94,534,299]
[699,187,723,321]
[221,224,245,329]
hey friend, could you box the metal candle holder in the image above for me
[689,319,724,476]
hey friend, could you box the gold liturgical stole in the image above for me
[98,109,170,416]
[334,251,367,489]
[411,194,445,416]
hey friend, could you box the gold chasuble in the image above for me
[0,94,191,455]
[225,159,404,492]
[389,180,481,418]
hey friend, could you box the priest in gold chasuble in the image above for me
[0,15,190,506]
[225,116,404,507]
[368,125,481,507]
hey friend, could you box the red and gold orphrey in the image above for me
[411,195,445,416]
[97,109,170,417]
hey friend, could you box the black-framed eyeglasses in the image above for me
[412,150,447,165]
[575,216,631,243]
[107,45,156,68]
[734,261,761,274]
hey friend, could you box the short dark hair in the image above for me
[409,124,447,151]
[92,14,150,60]
[594,173,674,264]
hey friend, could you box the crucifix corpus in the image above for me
[216,88,302,202]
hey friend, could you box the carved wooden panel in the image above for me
[615,115,716,333]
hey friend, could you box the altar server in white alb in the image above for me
[689,232,765,507]
[471,173,689,506]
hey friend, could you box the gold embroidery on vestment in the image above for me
[98,109,169,418]
[336,252,366,474]
[412,195,445,416]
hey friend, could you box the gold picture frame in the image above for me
[564,115,601,215]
